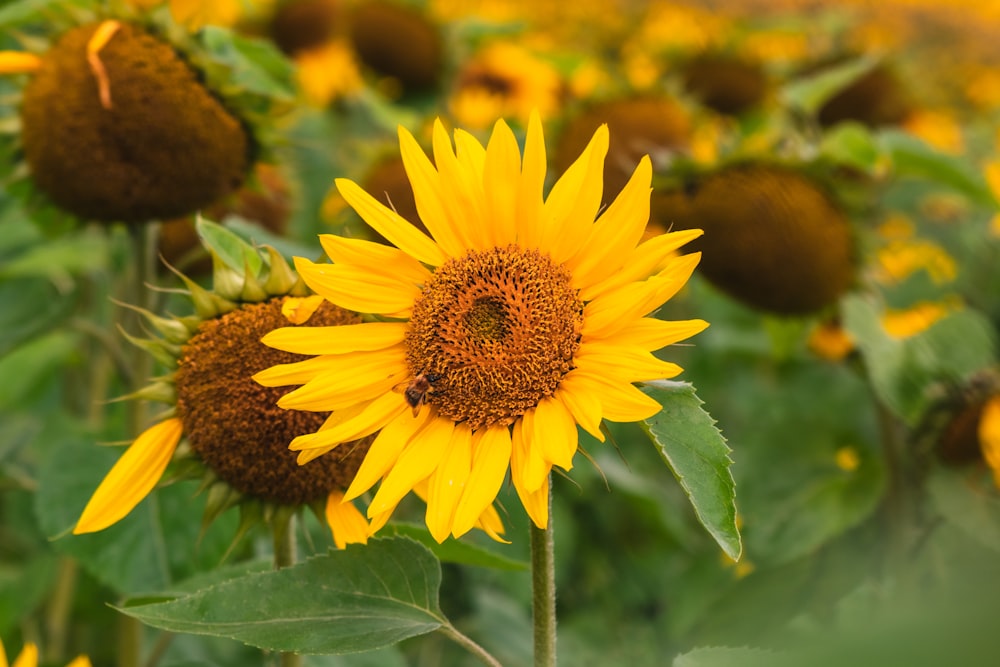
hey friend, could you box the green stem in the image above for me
[438,623,503,667]
[272,514,301,667]
[43,557,78,664]
[530,480,556,667]
[117,615,142,667]
[875,398,918,572]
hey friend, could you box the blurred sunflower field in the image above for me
[2,0,1000,665]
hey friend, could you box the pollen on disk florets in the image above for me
[175,296,368,504]
[405,245,583,430]
[20,22,251,223]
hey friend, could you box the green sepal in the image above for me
[114,301,192,345]
[209,252,248,303]
[117,380,177,405]
[262,246,298,296]
[197,217,264,277]
[116,326,180,368]
[200,481,243,534]
[176,272,236,319]
[239,259,270,303]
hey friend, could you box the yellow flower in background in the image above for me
[449,42,563,130]
[255,113,706,542]
[903,109,964,154]
[978,396,1000,488]
[0,641,90,667]
[128,0,258,29]
[881,300,956,338]
[874,239,957,285]
[295,40,364,105]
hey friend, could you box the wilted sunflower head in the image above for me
[796,55,913,128]
[931,371,1000,477]
[652,164,856,316]
[554,95,691,206]
[74,225,373,548]
[679,50,770,116]
[348,0,443,97]
[269,0,344,56]
[0,7,293,228]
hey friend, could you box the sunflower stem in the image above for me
[530,480,556,667]
[438,623,503,667]
[272,514,301,667]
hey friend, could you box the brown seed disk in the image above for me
[406,245,583,430]
[680,52,769,116]
[20,22,251,223]
[175,298,368,505]
[348,0,443,95]
[653,165,856,315]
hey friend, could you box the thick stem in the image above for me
[272,514,301,667]
[43,557,78,664]
[530,481,556,667]
[438,624,503,667]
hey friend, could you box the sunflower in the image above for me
[254,113,707,542]
[0,640,90,667]
[73,235,373,549]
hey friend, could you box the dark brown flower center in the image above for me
[175,297,369,505]
[405,245,583,430]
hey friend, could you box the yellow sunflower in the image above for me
[255,113,706,542]
[0,640,89,667]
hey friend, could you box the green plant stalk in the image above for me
[530,479,556,667]
[43,557,78,664]
[272,514,301,667]
[438,623,503,667]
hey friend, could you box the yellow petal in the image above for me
[432,119,489,251]
[574,342,684,383]
[344,407,435,500]
[368,416,456,516]
[582,253,701,339]
[293,257,420,316]
[325,491,370,549]
[66,657,92,667]
[555,375,605,442]
[276,347,406,411]
[482,119,522,246]
[336,178,446,266]
[426,422,473,543]
[280,295,325,324]
[454,128,486,179]
[74,418,183,534]
[86,21,121,110]
[514,470,549,529]
[574,373,663,422]
[581,228,703,301]
[253,354,345,387]
[319,234,430,286]
[511,416,550,493]
[540,124,608,262]
[0,51,42,74]
[398,126,465,258]
[11,643,36,667]
[979,396,1000,488]
[261,321,408,355]
[597,317,709,351]
[452,425,512,537]
[515,111,547,249]
[472,504,509,543]
[290,392,407,454]
[567,156,652,290]
[530,396,578,471]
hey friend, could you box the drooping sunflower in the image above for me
[73,233,374,548]
[254,113,707,542]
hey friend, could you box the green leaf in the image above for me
[843,296,997,423]
[119,538,445,654]
[198,27,296,102]
[674,647,778,667]
[195,217,264,275]
[878,130,998,208]
[819,122,881,173]
[928,467,1000,553]
[0,230,109,279]
[780,56,877,115]
[0,277,78,358]
[0,331,79,408]
[383,522,527,571]
[640,381,741,560]
[0,553,56,635]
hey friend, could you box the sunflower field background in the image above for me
[2,0,1000,665]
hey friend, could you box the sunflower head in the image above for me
[75,223,373,548]
[269,0,344,57]
[554,95,691,206]
[652,164,856,316]
[1,7,294,228]
[680,50,770,116]
[256,113,707,543]
[347,0,443,97]
[799,56,914,128]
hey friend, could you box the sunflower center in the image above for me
[175,297,370,505]
[405,245,583,430]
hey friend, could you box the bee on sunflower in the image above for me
[254,113,707,542]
